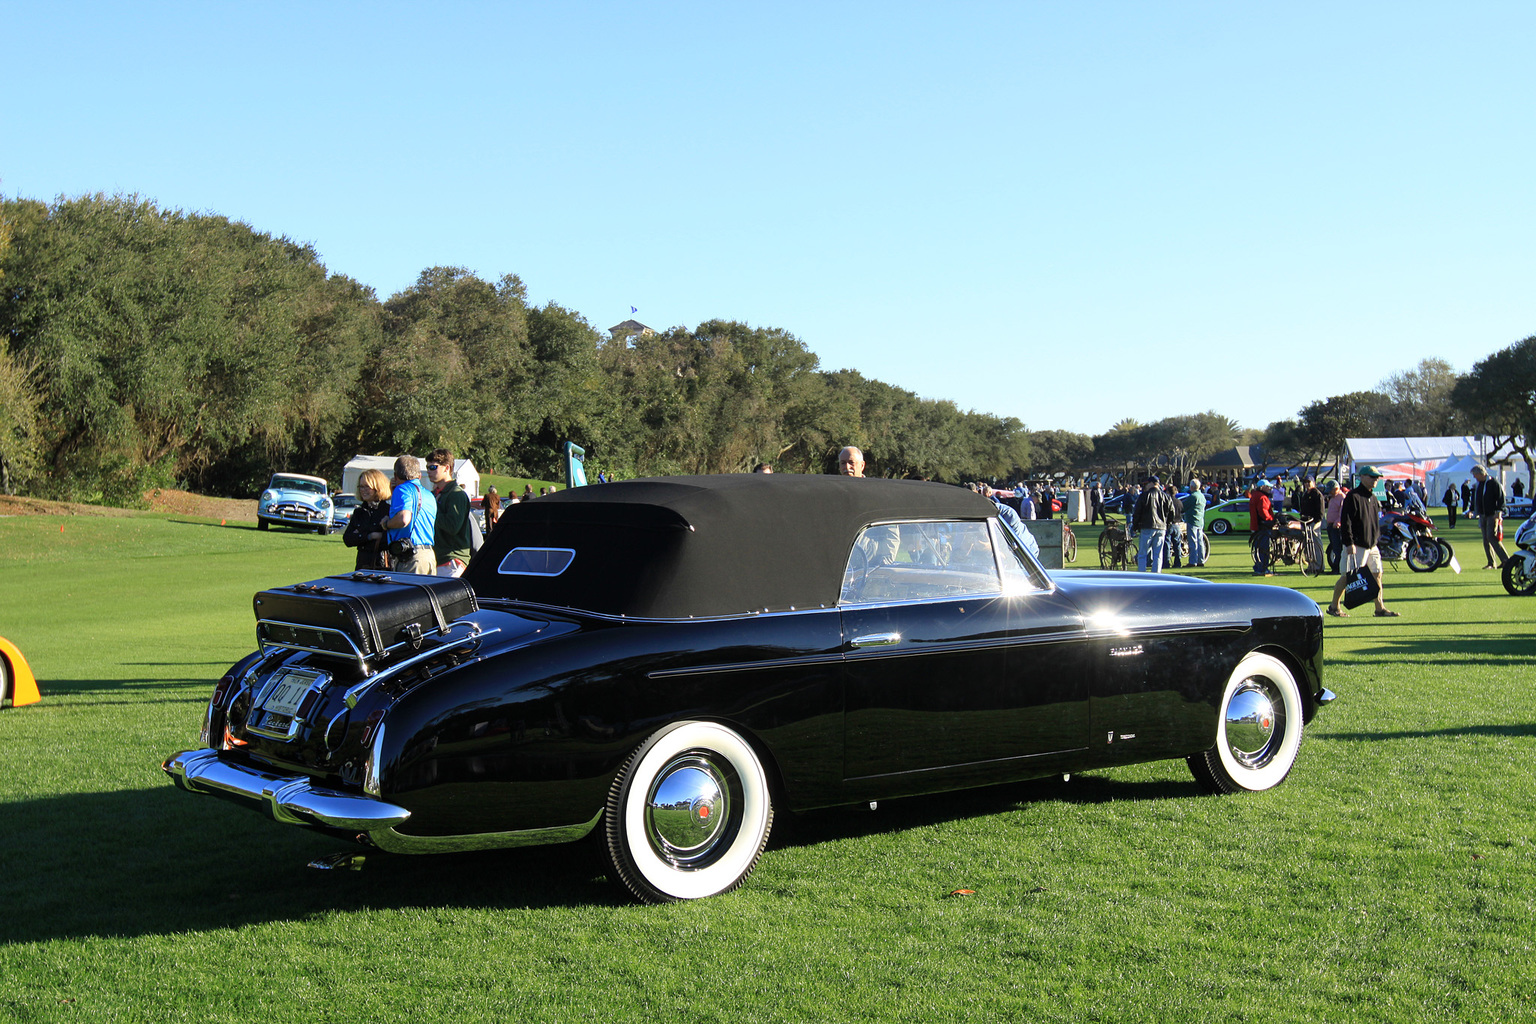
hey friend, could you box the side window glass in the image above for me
[840,522,1002,605]
[991,519,1049,595]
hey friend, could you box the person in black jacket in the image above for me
[1327,465,1397,618]
[1442,482,1458,529]
[1296,475,1325,575]
[343,468,392,571]
[1469,464,1510,568]
[1131,475,1179,573]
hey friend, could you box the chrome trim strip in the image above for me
[362,808,604,854]
[364,722,386,797]
[163,749,411,831]
[647,628,1087,679]
[846,630,1086,658]
[844,745,1091,782]
[647,651,846,680]
[1082,621,1249,642]
[477,598,843,624]
[835,593,1003,612]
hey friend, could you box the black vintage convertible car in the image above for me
[164,475,1329,902]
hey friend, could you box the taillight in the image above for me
[200,675,235,747]
[359,709,385,746]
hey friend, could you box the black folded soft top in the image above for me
[463,474,996,618]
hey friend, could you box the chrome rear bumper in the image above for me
[163,749,410,832]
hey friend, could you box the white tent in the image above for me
[1343,437,1481,485]
[1426,454,1478,504]
[341,455,398,497]
[341,455,480,498]
[455,460,481,497]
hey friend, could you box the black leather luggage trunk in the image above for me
[253,571,478,663]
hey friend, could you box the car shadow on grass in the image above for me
[778,772,1202,850]
[31,677,221,700]
[0,785,623,945]
[0,769,1211,942]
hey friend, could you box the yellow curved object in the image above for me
[0,636,41,707]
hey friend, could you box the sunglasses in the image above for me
[427,464,441,471]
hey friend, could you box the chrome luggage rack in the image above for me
[256,617,498,678]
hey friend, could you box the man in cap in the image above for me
[1327,465,1398,617]
[1249,479,1277,576]
[1469,464,1510,569]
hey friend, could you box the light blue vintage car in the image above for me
[256,473,335,534]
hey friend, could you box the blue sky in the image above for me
[5,2,1532,436]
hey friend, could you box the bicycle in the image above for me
[1062,521,1078,563]
[1252,514,1318,576]
[1098,515,1136,571]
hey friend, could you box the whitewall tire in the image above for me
[1189,652,1304,794]
[604,721,774,903]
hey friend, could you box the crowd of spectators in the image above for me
[346,445,1530,582]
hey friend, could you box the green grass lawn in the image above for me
[0,510,1531,1022]
[480,473,560,499]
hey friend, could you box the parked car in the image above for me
[256,473,335,534]
[330,493,361,530]
[1505,495,1533,520]
[1205,498,1254,535]
[165,475,1330,903]
[1100,491,1190,520]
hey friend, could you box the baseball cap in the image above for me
[1356,465,1382,479]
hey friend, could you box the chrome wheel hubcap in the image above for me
[645,754,733,868]
[1226,680,1283,768]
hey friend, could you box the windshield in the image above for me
[270,476,327,495]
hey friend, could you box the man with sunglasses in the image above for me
[427,448,473,578]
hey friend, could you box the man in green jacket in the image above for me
[427,448,473,577]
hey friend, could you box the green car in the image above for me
[1205,498,1253,535]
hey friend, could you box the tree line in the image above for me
[0,194,1034,502]
[1,193,1532,504]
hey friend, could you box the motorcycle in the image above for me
[1378,505,1455,573]
[1501,512,1536,596]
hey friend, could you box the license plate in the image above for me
[262,672,314,717]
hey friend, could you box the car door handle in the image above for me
[848,632,902,648]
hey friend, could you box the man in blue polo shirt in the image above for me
[384,455,437,575]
